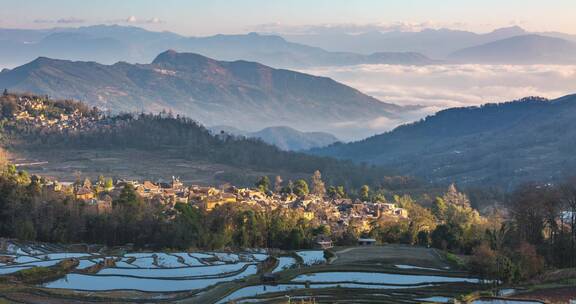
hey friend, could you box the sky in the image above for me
[1,0,575,36]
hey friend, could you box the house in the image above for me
[14,111,31,121]
[394,208,409,218]
[313,235,333,249]
[142,181,160,193]
[171,176,184,190]
[190,186,220,201]
[202,193,237,211]
[75,187,94,201]
[302,211,315,221]
[97,196,113,214]
[357,238,377,246]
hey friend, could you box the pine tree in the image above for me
[274,175,283,193]
[311,170,326,197]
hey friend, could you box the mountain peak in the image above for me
[489,25,526,35]
[152,50,215,66]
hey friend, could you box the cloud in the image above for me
[57,17,85,24]
[302,63,576,132]
[34,17,85,24]
[252,21,471,35]
[122,16,164,24]
[33,19,54,24]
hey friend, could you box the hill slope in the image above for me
[310,94,576,188]
[449,35,576,64]
[0,50,411,139]
[210,126,339,151]
[0,93,413,189]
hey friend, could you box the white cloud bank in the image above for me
[302,64,576,115]
[300,64,576,139]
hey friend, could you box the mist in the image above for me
[302,64,576,118]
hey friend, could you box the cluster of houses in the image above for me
[56,176,410,243]
[5,94,114,133]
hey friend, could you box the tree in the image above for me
[15,220,36,241]
[287,227,305,249]
[1,98,17,117]
[82,178,92,189]
[469,243,497,280]
[114,184,142,208]
[516,242,544,280]
[327,185,346,199]
[360,185,370,201]
[0,148,8,169]
[311,170,326,197]
[281,180,294,195]
[431,224,460,250]
[293,179,309,197]
[255,176,270,193]
[97,175,105,186]
[104,178,114,190]
[417,231,429,246]
[443,184,471,207]
[432,197,447,222]
[274,175,283,193]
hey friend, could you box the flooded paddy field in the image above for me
[0,240,551,303]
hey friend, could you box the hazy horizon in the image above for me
[2,0,576,36]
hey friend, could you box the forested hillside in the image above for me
[311,94,576,189]
[0,93,417,190]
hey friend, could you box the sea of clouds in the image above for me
[302,64,576,112]
[300,64,576,137]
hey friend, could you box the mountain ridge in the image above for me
[449,34,576,64]
[0,25,434,69]
[210,125,340,151]
[310,94,576,188]
[0,51,411,139]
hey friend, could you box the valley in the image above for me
[1,2,576,303]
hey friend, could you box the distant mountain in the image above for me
[0,25,433,69]
[310,94,576,189]
[279,26,530,58]
[0,50,411,139]
[449,35,576,64]
[210,126,339,151]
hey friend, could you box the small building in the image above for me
[261,272,279,283]
[302,211,315,221]
[357,238,377,246]
[75,187,94,201]
[394,208,409,218]
[202,193,237,211]
[97,195,113,214]
[313,235,333,249]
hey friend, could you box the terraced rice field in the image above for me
[0,241,546,304]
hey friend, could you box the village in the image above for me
[40,173,410,248]
[3,92,124,133]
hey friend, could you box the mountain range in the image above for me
[0,50,413,139]
[279,26,576,60]
[449,34,576,64]
[3,25,576,69]
[210,126,340,151]
[0,25,433,69]
[310,94,576,189]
